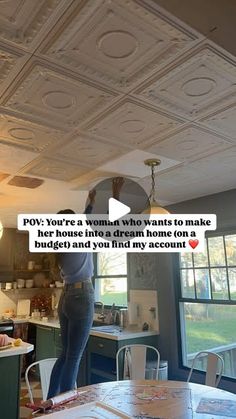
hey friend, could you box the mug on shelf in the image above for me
[25,279,34,288]
[17,278,25,288]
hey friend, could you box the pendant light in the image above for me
[0,220,3,240]
[142,158,170,214]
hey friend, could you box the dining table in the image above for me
[37,379,236,418]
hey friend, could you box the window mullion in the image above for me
[223,235,231,300]
[206,237,213,300]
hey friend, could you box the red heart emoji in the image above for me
[189,239,199,249]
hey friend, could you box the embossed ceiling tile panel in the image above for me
[158,164,208,186]
[141,175,213,203]
[136,45,236,119]
[86,101,183,148]
[71,169,121,190]
[190,147,236,176]
[0,142,38,172]
[4,65,116,129]
[23,157,91,181]
[41,0,199,89]
[147,126,233,161]
[54,134,123,166]
[0,114,62,152]
[0,0,69,50]
[200,103,236,140]
[0,44,30,97]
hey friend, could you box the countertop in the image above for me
[25,318,159,340]
[0,339,34,358]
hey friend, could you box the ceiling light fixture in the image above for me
[0,220,3,240]
[143,158,170,214]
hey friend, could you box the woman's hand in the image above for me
[88,189,96,205]
[112,177,124,200]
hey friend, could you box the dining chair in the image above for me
[187,351,224,387]
[116,344,160,380]
[25,358,57,403]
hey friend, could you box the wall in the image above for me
[128,188,236,392]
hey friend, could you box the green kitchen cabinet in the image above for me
[35,325,86,386]
[36,325,57,360]
[0,355,21,419]
[87,335,158,384]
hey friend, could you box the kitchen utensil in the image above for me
[119,308,128,328]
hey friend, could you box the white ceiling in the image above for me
[0,0,236,227]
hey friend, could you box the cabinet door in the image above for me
[36,325,56,360]
[0,228,15,274]
[87,335,159,384]
[87,337,117,384]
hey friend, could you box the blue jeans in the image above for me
[47,281,94,398]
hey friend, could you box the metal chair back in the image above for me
[25,358,57,403]
[187,351,224,387]
[116,344,160,381]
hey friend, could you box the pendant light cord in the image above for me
[149,163,157,203]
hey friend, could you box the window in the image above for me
[179,233,236,379]
[93,252,127,306]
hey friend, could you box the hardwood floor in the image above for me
[20,378,41,419]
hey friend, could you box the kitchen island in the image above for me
[0,340,33,419]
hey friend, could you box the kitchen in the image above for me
[0,0,236,418]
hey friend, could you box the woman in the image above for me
[47,190,96,398]
[47,178,124,398]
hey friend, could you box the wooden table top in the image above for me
[38,380,236,418]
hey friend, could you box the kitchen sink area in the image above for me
[90,325,123,334]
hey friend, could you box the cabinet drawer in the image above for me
[88,336,117,357]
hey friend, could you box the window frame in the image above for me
[93,252,128,308]
[176,229,236,381]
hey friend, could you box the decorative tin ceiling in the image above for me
[0,0,235,226]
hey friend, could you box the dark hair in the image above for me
[57,209,75,214]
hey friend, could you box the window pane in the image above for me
[96,277,127,306]
[225,235,236,266]
[97,252,127,276]
[211,268,228,300]
[193,240,208,267]
[195,269,211,299]
[208,236,225,266]
[228,268,236,300]
[180,252,193,268]
[180,269,195,298]
[181,302,236,378]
